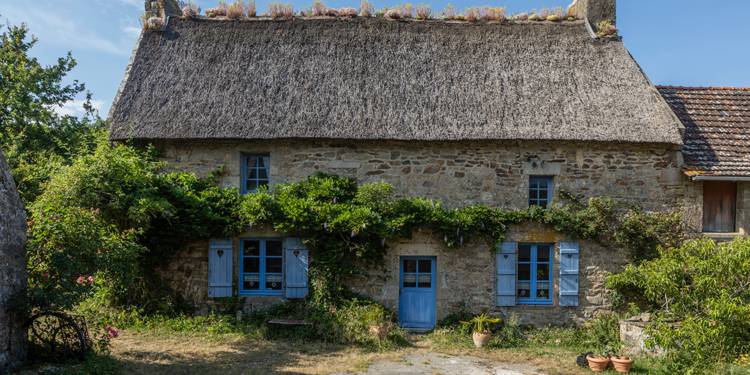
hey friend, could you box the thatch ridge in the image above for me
[109,17,682,144]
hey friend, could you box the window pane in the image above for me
[266,257,282,273]
[244,240,260,256]
[244,258,260,273]
[537,263,549,280]
[248,168,257,179]
[417,274,431,288]
[266,240,282,256]
[257,180,269,190]
[258,168,268,179]
[247,156,258,168]
[518,245,531,262]
[536,283,550,299]
[403,259,417,273]
[529,190,538,200]
[418,259,431,274]
[537,247,550,261]
[266,274,282,290]
[518,264,531,281]
[403,273,417,287]
[244,274,259,290]
[257,156,266,168]
[530,179,539,189]
[246,180,257,192]
[517,281,530,298]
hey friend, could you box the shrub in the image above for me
[597,20,617,37]
[311,0,326,16]
[608,238,750,369]
[181,1,200,18]
[400,3,413,19]
[338,7,357,18]
[144,16,165,30]
[269,3,294,19]
[384,8,401,20]
[414,5,431,20]
[464,7,479,22]
[246,0,256,17]
[513,12,528,21]
[481,7,505,22]
[226,0,245,19]
[359,0,373,17]
[442,4,456,20]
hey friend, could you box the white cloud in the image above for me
[0,2,135,57]
[51,99,103,117]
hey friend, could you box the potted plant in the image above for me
[462,314,501,348]
[586,352,610,372]
[611,353,634,373]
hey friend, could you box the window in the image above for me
[517,243,553,305]
[529,176,553,208]
[241,154,270,194]
[703,181,737,233]
[240,239,283,295]
[401,258,433,289]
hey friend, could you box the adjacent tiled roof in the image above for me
[658,86,750,177]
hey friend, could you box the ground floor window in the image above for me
[517,243,553,305]
[240,239,283,295]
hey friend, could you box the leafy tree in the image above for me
[0,21,103,204]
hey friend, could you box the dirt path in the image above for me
[103,331,574,375]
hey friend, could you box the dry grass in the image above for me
[109,330,404,375]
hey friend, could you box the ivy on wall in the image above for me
[26,138,686,311]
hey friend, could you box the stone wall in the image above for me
[347,223,628,326]
[157,139,685,211]
[0,151,27,372]
[153,139,690,325]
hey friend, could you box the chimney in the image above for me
[569,0,616,28]
[144,0,181,18]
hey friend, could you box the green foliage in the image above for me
[580,313,622,355]
[0,21,104,204]
[462,313,502,333]
[27,139,244,310]
[608,237,750,370]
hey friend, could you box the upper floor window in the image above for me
[529,176,553,208]
[703,181,737,233]
[517,243,553,305]
[240,239,283,296]
[242,154,269,194]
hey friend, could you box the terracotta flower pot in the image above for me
[611,356,634,373]
[586,355,610,372]
[369,324,389,340]
[472,331,492,348]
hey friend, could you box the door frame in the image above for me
[398,256,437,329]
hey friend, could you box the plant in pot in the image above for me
[610,352,634,373]
[585,352,610,372]
[462,314,501,348]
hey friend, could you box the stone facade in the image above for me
[152,139,691,325]
[0,151,27,372]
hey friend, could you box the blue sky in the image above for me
[2,0,749,117]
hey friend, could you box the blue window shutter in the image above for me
[284,237,309,299]
[496,241,517,306]
[208,239,233,298]
[559,241,580,307]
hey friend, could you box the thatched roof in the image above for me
[658,86,750,177]
[109,17,682,144]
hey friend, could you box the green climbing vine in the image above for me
[239,173,687,304]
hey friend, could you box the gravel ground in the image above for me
[335,351,545,375]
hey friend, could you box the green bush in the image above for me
[608,237,750,369]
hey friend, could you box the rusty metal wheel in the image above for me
[25,311,90,361]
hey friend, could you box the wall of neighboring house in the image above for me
[683,181,750,236]
[153,139,686,324]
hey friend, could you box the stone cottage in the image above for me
[108,0,747,327]
[0,150,27,371]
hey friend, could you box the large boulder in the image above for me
[0,150,27,371]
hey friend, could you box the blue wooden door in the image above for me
[399,257,436,329]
